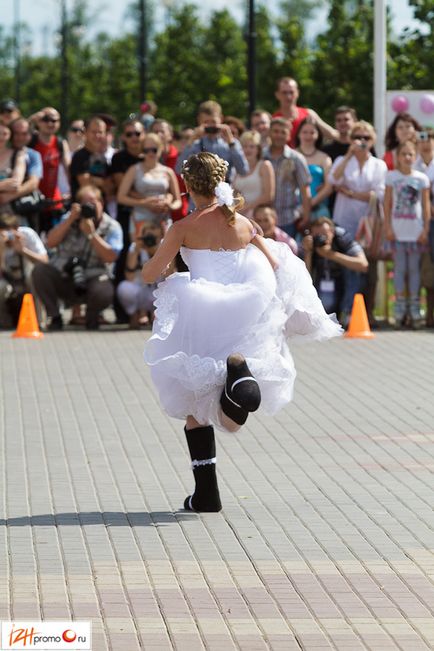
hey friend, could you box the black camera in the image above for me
[204,126,220,135]
[313,234,328,248]
[80,202,97,220]
[63,256,87,295]
[138,233,158,247]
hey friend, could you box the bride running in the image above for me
[143,152,342,513]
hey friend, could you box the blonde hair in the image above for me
[240,130,262,160]
[350,120,376,144]
[76,184,103,202]
[143,132,163,154]
[198,100,223,118]
[182,152,243,225]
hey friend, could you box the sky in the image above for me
[1,0,420,57]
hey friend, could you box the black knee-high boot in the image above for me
[184,425,222,512]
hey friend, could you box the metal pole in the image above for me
[374,0,386,158]
[139,0,147,101]
[13,0,21,103]
[60,0,68,129]
[247,0,256,125]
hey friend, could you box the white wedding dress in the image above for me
[144,240,342,430]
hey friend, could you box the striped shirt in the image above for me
[263,145,311,226]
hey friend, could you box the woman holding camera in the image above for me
[328,121,387,324]
[117,133,181,237]
[117,221,166,328]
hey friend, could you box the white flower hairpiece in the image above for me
[215,181,234,207]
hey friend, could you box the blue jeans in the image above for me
[394,242,421,296]
[341,269,362,313]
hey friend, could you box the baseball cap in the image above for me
[0,99,18,112]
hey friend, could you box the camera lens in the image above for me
[80,202,97,220]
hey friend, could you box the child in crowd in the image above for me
[384,140,431,326]
[253,205,298,255]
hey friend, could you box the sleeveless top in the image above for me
[308,163,330,218]
[233,161,264,218]
[272,106,310,147]
[131,163,170,233]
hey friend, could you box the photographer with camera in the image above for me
[117,221,166,329]
[0,214,48,328]
[302,217,368,323]
[32,184,123,331]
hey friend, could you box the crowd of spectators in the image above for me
[0,78,433,333]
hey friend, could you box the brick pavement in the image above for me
[1,330,434,650]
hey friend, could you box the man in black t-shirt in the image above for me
[302,217,368,322]
[322,106,357,162]
[110,119,146,322]
[70,116,111,200]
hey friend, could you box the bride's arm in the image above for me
[142,221,184,283]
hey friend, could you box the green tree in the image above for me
[309,0,375,122]
[202,10,247,119]
[255,5,279,113]
[147,4,207,125]
[388,0,434,91]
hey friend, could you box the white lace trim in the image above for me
[191,457,216,468]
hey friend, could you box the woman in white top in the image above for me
[232,131,275,218]
[328,121,387,239]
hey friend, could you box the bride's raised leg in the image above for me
[183,417,222,512]
[220,353,261,427]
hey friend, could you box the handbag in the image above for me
[355,194,391,261]
[11,190,45,217]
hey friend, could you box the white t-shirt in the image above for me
[386,169,430,242]
[3,226,47,281]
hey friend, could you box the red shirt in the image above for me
[161,144,188,221]
[383,150,395,171]
[32,136,62,203]
[272,106,310,148]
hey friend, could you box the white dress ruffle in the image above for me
[144,240,342,430]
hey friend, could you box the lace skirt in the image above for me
[144,241,342,430]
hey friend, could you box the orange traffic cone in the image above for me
[12,293,44,339]
[345,293,374,339]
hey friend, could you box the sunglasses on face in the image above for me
[143,147,158,154]
[351,134,371,141]
[125,131,142,138]
[41,116,59,123]
[70,126,84,133]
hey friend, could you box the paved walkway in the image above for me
[1,330,434,650]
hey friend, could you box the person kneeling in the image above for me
[32,184,123,331]
[117,221,165,328]
[0,213,48,328]
[302,217,368,324]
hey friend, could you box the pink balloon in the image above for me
[420,94,434,115]
[391,95,409,113]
